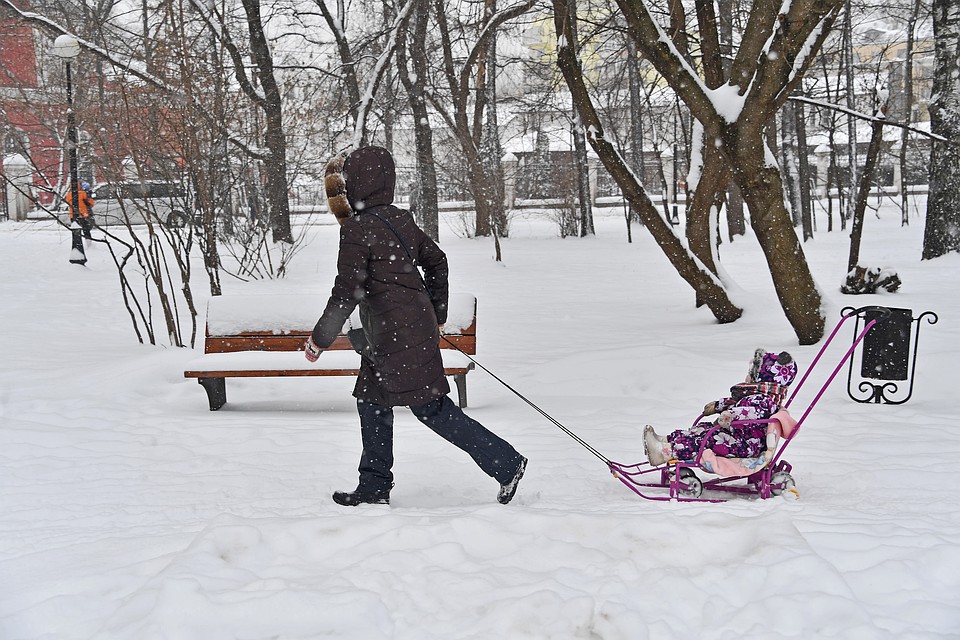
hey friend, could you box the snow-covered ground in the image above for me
[1,200,957,639]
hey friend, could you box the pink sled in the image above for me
[608,306,884,502]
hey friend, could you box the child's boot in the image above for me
[644,425,672,466]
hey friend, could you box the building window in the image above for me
[2,130,29,156]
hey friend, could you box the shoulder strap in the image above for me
[362,209,426,286]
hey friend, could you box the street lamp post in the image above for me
[52,34,86,266]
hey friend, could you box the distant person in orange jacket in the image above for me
[65,182,94,238]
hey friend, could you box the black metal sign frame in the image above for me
[842,306,938,405]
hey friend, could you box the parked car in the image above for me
[90,181,190,228]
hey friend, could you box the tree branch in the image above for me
[185,0,266,108]
[789,94,953,144]
[615,0,722,131]
[346,0,414,148]
[309,0,362,122]
[0,0,262,159]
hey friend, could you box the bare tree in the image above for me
[922,0,960,259]
[396,0,441,240]
[555,0,841,343]
[842,0,859,220]
[897,0,926,226]
[309,0,363,134]
[553,6,743,325]
[847,91,889,272]
[562,0,594,237]
[186,0,293,244]
[429,0,535,239]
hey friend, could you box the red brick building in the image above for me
[1,0,66,211]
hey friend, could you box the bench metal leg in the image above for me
[453,373,468,408]
[198,377,227,411]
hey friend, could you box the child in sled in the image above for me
[644,349,799,467]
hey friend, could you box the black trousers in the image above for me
[356,395,523,493]
[77,216,93,239]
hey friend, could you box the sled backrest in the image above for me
[770,409,798,439]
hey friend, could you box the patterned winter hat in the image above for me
[747,349,798,386]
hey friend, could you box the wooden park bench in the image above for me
[184,293,477,411]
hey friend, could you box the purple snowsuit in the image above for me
[668,351,799,461]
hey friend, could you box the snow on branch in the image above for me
[619,0,722,129]
[0,0,268,160]
[0,0,176,93]
[762,0,841,111]
[789,95,951,144]
[456,0,537,102]
[789,20,826,84]
[349,0,416,150]
[184,0,267,106]
[758,0,795,62]
[636,1,709,97]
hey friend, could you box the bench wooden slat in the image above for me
[204,332,476,355]
[185,367,473,378]
[184,348,474,376]
[205,334,354,354]
[186,294,478,411]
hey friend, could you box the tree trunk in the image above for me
[567,0,594,237]
[553,12,742,323]
[842,0,858,226]
[848,108,886,272]
[686,123,727,281]
[240,0,292,244]
[572,117,594,237]
[481,0,509,239]
[923,0,960,259]
[473,182,499,238]
[794,97,814,241]
[732,135,824,344]
[781,100,803,226]
[899,0,921,226]
[261,107,292,245]
[397,0,439,241]
[827,126,839,232]
[726,183,746,240]
[627,38,645,227]
[601,133,742,323]
[718,0,745,240]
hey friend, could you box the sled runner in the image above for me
[607,307,887,502]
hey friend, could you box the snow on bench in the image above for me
[184,293,477,411]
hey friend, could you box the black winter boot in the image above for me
[332,487,390,506]
[497,457,527,504]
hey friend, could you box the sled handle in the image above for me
[785,306,887,409]
[788,310,882,428]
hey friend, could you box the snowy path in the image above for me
[1,209,957,639]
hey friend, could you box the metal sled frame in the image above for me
[607,307,883,502]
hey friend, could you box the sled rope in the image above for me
[441,335,611,464]
[362,208,612,465]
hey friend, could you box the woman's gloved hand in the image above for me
[304,336,322,362]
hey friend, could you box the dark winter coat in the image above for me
[311,147,450,407]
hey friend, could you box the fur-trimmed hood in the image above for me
[324,155,351,220]
[324,146,397,220]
